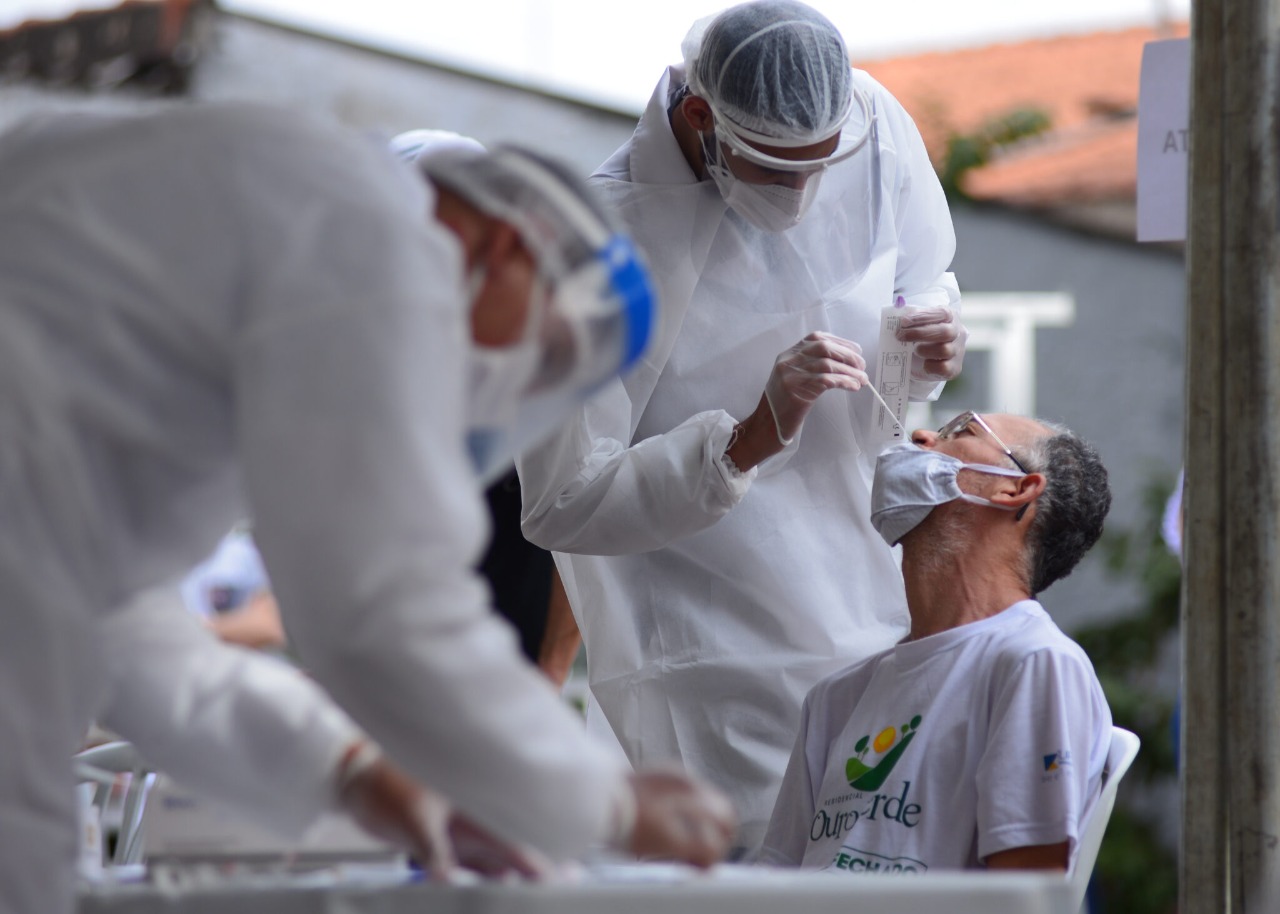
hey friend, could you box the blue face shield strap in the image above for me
[598,234,655,370]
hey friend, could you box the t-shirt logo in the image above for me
[1043,748,1072,771]
[845,714,922,791]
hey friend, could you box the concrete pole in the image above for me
[1182,1,1280,912]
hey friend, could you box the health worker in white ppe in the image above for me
[0,105,734,914]
[518,0,967,855]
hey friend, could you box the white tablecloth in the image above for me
[79,865,1076,914]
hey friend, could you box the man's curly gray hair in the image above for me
[1013,423,1112,596]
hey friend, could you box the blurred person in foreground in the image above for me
[0,105,733,914]
[760,412,1112,872]
[518,0,967,854]
[395,130,584,688]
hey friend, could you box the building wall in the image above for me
[949,202,1186,630]
[0,14,640,175]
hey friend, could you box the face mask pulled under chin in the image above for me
[870,442,1026,547]
[703,132,823,233]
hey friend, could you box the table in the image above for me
[79,865,1077,914]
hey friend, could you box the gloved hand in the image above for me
[337,741,550,881]
[625,769,737,868]
[763,332,868,445]
[443,807,554,880]
[896,306,967,381]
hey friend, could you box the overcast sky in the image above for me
[6,0,1192,113]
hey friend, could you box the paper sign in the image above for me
[1137,38,1190,242]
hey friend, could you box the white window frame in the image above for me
[905,292,1076,430]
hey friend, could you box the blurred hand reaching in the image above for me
[625,769,737,868]
[336,741,550,881]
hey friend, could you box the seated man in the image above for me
[760,411,1113,873]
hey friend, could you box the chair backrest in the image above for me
[1068,726,1141,913]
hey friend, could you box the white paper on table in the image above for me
[141,775,401,864]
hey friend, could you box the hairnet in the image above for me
[388,128,486,164]
[682,0,853,145]
[418,145,614,282]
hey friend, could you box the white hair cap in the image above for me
[389,129,486,165]
[680,0,853,145]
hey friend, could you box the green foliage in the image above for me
[1091,812,1179,914]
[1072,470,1181,914]
[939,107,1052,200]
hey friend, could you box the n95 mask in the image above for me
[702,131,823,233]
[870,443,1026,547]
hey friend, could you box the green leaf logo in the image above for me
[845,715,922,791]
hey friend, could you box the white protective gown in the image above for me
[0,105,626,914]
[96,581,364,836]
[518,66,960,852]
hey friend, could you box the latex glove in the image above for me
[763,332,868,445]
[896,306,967,381]
[625,769,737,868]
[446,812,554,880]
[337,742,549,881]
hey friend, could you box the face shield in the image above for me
[707,86,875,174]
[464,235,653,485]
[698,87,875,232]
[417,147,655,485]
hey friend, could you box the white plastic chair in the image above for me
[74,741,153,866]
[1069,726,1141,914]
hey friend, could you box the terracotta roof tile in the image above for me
[963,120,1138,205]
[855,22,1189,208]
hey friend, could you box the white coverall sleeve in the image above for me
[866,75,963,403]
[96,584,358,836]
[518,380,755,556]
[230,150,628,860]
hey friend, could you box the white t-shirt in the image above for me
[760,600,1111,873]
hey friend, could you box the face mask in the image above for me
[702,131,823,232]
[465,427,508,485]
[465,340,540,486]
[468,340,541,432]
[870,443,1026,547]
[464,251,545,429]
